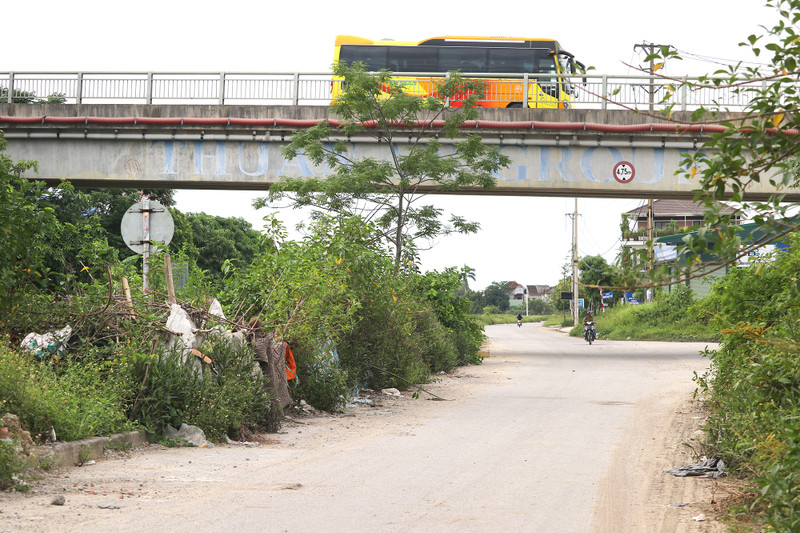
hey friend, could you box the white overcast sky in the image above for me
[5,0,777,290]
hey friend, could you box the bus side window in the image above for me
[340,45,389,71]
[487,48,533,74]
[389,47,436,72]
[440,47,487,73]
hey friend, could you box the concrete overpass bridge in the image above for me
[0,72,790,200]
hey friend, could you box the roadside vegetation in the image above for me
[0,65,497,490]
[567,284,719,342]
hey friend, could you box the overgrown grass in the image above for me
[472,313,551,327]
[566,287,719,342]
[0,339,135,443]
[575,303,720,341]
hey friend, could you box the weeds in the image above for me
[0,440,27,491]
[77,445,93,466]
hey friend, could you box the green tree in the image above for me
[579,255,613,309]
[639,0,800,276]
[483,281,512,311]
[642,5,800,525]
[0,131,55,308]
[179,213,262,283]
[259,62,510,269]
[0,88,66,104]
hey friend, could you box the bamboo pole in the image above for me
[164,254,176,304]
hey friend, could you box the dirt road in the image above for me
[1,323,727,532]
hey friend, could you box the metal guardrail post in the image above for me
[146,72,154,104]
[292,73,300,105]
[76,72,84,104]
[681,76,687,112]
[522,73,529,108]
[7,72,14,103]
[601,76,608,111]
[219,72,226,106]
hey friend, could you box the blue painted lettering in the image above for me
[237,142,269,176]
[192,142,228,175]
[539,146,574,182]
[279,149,314,177]
[157,140,184,175]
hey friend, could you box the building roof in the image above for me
[626,199,736,218]
[526,285,552,294]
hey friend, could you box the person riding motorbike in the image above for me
[516,313,523,327]
[583,312,596,340]
[583,311,596,336]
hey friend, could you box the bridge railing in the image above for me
[0,72,764,111]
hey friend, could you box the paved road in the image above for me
[1,323,714,533]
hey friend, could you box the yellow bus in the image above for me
[333,35,583,109]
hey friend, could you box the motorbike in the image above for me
[583,321,596,345]
[517,319,522,327]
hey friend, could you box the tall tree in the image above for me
[483,281,513,311]
[578,255,613,308]
[0,132,52,308]
[258,62,510,269]
[643,0,800,277]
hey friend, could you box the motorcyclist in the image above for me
[516,313,523,327]
[583,312,595,339]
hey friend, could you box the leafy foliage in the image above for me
[0,87,65,104]
[260,62,510,268]
[126,340,272,442]
[0,339,135,443]
[578,255,614,309]
[689,232,800,529]
[0,132,52,309]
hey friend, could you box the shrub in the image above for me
[758,426,800,531]
[125,340,271,442]
[0,439,28,491]
[294,343,350,413]
[415,306,458,373]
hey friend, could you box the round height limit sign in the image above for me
[613,161,635,183]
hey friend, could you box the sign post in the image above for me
[121,199,174,293]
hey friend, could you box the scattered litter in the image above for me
[692,513,706,521]
[98,505,122,510]
[668,503,688,508]
[297,400,316,413]
[165,423,213,447]
[664,456,725,478]
[224,434,258,447]
[381,388,402,397]
[51,495,65,506]
[351,397,373,404]
[80,460,96,466]
[21,326,72,360]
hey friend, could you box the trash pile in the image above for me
[664,456,725,479]
[159,298,298,436]
[16,293,305,446]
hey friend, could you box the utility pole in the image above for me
[647,198,654,302]
[634,42,668,303]
[569,198,580,326]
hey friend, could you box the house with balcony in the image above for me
[621,199,740,249]
[621,199,741,298]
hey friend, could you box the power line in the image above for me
[672,47,770,69]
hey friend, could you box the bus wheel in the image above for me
[507,102,523,108]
